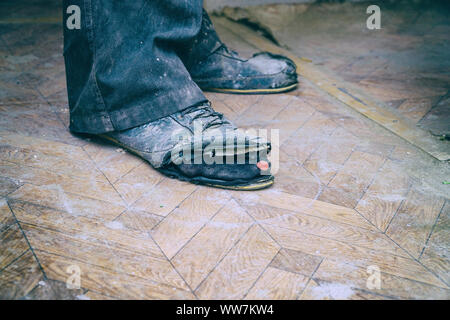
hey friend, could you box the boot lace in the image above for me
[181,102,231,130]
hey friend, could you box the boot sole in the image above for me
[98,134,274,191]
[158,166,274,191]
[202,83,298,94]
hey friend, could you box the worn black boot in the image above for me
[99,102,274,190]
[181,10,298,94]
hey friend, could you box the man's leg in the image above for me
[180,10,298,94]
[63,0,208,134]
[63,0,274,190]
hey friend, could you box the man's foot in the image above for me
[183,11,298,94]
[98,102,274,190]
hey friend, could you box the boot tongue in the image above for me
[182,103,231,131]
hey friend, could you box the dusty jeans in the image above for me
[63,0,217,134]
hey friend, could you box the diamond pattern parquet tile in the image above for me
[0,1,448,300]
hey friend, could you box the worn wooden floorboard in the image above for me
[0,1,448,299]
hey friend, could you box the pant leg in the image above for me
[63,0,207,134]
[178,9,223,71]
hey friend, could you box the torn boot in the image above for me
[182,10,298,94]
[99,102,274,190]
